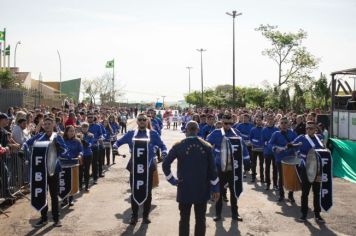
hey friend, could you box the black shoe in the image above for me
[315,214,325,223]
[273,185,278,190]
[213,215,222,221]
[129,216,138,225]
[260,177,265,183]
[143,217,151,224]
[93,180,98,184]
[298,215,307,222]
[61,199,68,207]
[243,171,247,178]
[223,195,228,202]
[85,188,90,193]
[112,162,116,165]
[265,185,270,190]
[288,194,295,203]
[53,220,62,227]
[34,218,48,228]
[278,196,284,202]
[69,201,74,207]
[232,214,243,222]
[99,174,105,178]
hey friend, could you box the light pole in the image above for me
[162,95,166,109]
[186,66,193,94]
[196,49,206,108]
[57,50,62,98]
[226,10,242,109]
[14,41,21,67]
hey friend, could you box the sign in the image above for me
[132,139,149,205]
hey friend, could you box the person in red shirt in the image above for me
[65,112,77,127]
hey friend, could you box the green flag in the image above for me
[5,45,10,55]
[0,31,5,41]
[106,59,114,68]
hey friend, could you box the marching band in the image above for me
[20,108,333,234]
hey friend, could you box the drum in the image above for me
[306,149,322,183]
[47,140,58,176]
[244,140,252,147]
[281,156,302,191]
[103,141,111,148]
[220,136,232,172]
[252,147,264,152]
[60,159,80,196]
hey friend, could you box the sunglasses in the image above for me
[87,117,94,119]
[280,122,288,124]
[138,118,147,122]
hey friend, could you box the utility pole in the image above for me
[162,95,166,109]
[196,49,206,108]
[57,50,62,98]
[226,10,242,109]
[186,66,193,94]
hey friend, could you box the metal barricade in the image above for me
[0,151,30,202]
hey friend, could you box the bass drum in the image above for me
[60,158,80,196]
[306,149,321,183]
[281,156,302,192]
[47,141,57,176]
[220,136,232,172]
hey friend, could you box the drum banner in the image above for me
[59,166,72,199]
[31,144,48,212]
[229,137,243,198]
[318,149,333,211]
[132,138,149,205]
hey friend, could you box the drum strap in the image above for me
[305,134,324,148]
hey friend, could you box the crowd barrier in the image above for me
[0,151,30,205]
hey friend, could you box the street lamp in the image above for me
[162,95,166,109]
[226,10,242,109]
[14,41,21,67]
[186,66,192,94]
[196,49,206,108]
[57,50,62,98]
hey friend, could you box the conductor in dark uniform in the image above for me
[163,121,220,236]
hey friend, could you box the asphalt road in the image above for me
[1,125,356,236]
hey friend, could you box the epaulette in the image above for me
[197,137,212,148]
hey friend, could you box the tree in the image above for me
[81,73,124,105]
[0,70,16,89]
[312,73,330,111]
[256,24,319,86]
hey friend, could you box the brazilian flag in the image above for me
[106,59,114,68]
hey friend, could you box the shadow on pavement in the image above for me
[214,220,241,236]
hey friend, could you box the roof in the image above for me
[331,68,356,76]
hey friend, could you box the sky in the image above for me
[1,0,356,103]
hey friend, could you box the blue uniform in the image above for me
[234,123,254,142]
[88,123,103,147]
[24,132,68,173]
[114,129,167,171]
[81,133,94,157]
[103,127,112,142]
[261,126,279,156]
[199,124,215,140]
[151,118,163,135]
[64,139,83,160]
[163,136,219,204]
[292,134,324,159]
[249,126,264,150]
[207,128,250,170]
[269,129,298,163]
[109,122,120,135]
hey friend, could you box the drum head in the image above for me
[47,142,57,176]
[281,156,301,165]
[306,149,318,183]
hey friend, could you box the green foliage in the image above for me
[0,70,16,89]
[256,24,319,86]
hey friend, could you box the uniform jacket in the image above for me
[269,129,298,162]
[163,136,219,204]
[249,126,264,149]
[261,126,279,155]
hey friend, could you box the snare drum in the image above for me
[60,159,80,196]
[281,156,302,191]
[252,147,264,152]
[103,141,111,148]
